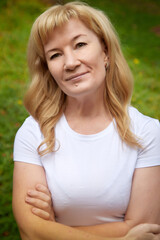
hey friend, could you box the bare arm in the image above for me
[25,166,160,239]
[73,166,160,237]
[13,162,121,240]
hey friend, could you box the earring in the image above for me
[105,62,109,70]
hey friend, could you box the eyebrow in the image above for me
[46,34,87,54]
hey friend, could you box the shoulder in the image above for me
[128,107,160,167]
[13,116,43,165]
[14,115,43,153]
[18,115,40,130]
[15,116,42,139]
[129,106,160,165]
[128,106,160,136]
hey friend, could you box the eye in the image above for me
[76,42,87,48]
[50,53,61,60]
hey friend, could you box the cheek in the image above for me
[89,47,106,68]
[48,63,62,82]
[92,55,106,74]
[93,51,107,80]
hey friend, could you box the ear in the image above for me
[104,54,109,63]
[104,53,110,70]
[101,39,109,67]
[102,43,109,63]
[104,53,109,70]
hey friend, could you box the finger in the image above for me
[143,233,157,240]
[154,233,160,240]
[25,196,49,210]
[27,190,51,202]
[32,207,50,220]
[35,184,51,196]
[141,224,160,235]
[150,224,160,234]
[148,233,159,240]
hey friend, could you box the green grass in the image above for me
[0,0,159,239]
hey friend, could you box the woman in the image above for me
[12,1,160,240]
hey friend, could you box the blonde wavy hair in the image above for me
[24,1,141,156]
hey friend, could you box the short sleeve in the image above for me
[136,119,160,168]
[13,116,42,166]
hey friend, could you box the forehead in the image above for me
[44,18,98,50]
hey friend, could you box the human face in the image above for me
[44,18,108,99]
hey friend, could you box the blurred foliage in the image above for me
[0,0,160,239]
[85,0,160,118]
[0,1,49,239]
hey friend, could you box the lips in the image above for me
[65,72,89,81]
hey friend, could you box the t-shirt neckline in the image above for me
[60,114,114,140]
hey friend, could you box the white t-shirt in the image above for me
[13,106,160,226]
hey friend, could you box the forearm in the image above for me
[21,217,123,240]
[74,221,132,238]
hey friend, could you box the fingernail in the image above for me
[25,197,30,202]
[32,208,37,213]
[28,190,34,195]
[36,184,41,190]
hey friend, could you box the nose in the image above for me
[64,49,80,71]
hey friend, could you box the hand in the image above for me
[125,224,160,240]
[25,184,55,221]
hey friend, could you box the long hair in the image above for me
[24,1,141,156]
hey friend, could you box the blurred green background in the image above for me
[0,0,159,239]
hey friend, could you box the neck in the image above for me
[64,89,113,135]
[65,92,108,118]
[64,92,112,135]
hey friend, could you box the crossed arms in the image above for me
[12,162,160,240]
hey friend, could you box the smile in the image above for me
[65,72,89,81]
